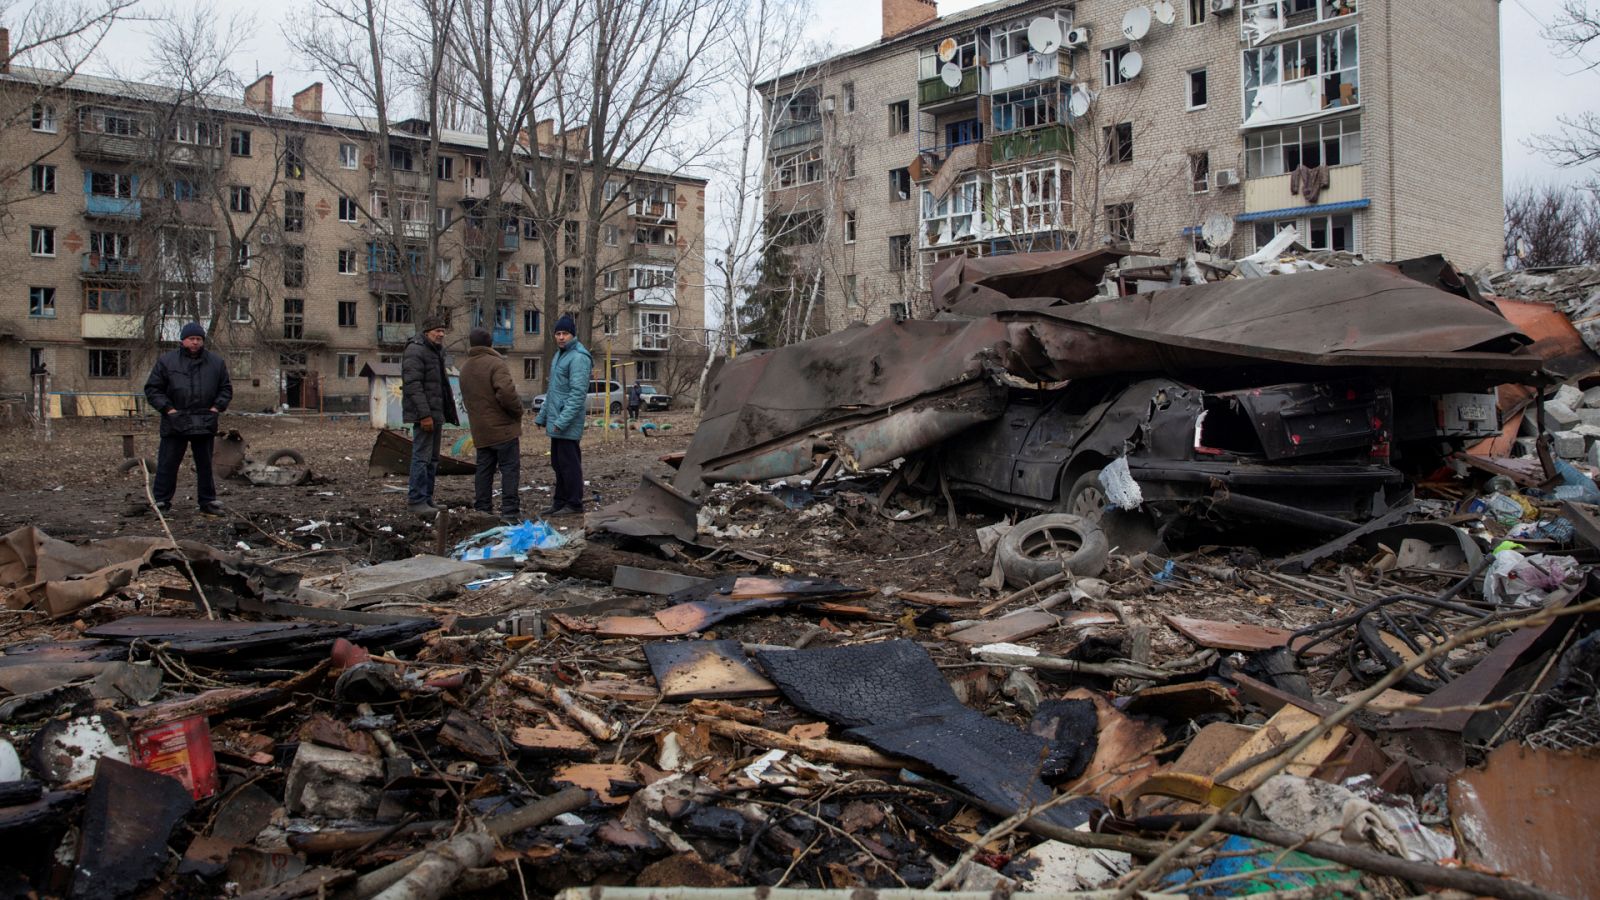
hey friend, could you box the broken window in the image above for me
[889,234,913,271]
[993,162,1069,235]
[844,210,857,243]
[563,265,580,302]
[1307,212,1355,251]
[285,136,306,179]
[523,218,540,240]
[338,353,358,378]
[1188,0,1206,25]
[436,155,454,180]
[523,308,541,333]
[229,185,252,213]
[89,171,135,198]
[30,226,54,256]
[774,146,824,188]
[1102,46,1134,87]
[1242,25,1358,123]
[918,33,977,78]
[230,297,251,322]
[890,167,911,202]
[523,356,541,380]
[384,297,412,324]
[922,174,983,245]
[88,349,130,378]
[1190,152,1211,194]
[31,164,56,193]
[85,284,136,312]
[283,297,304,339]
[389,145,415,171]
[846,274,859,307]
[767,210,823,246]
[992,85,1062,134]
[29,286,55,318]
[338,300,358,327]
[843,82,856,112]
[1188,69,1208,109]
[1104,122,1133,164]
[31,103,57,132]
[524,263,540,286]
[230,129,251,156]
[889,100,911,135]
[635,225,675,246]
[1244,115,1361,177]
[636,311,670,350]
[236,240,251,269]
[283,245,306,288]
[1105,202,1135,242]
[284,191,306,232]
[564,220,580,254]
[843,146,857,178]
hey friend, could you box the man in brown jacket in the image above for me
[459,327,524,520]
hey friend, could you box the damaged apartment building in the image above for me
[758,0,1504,327]
[0,45,705,414]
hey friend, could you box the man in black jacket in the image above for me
[142,322,232,515]
[401,317,459,516]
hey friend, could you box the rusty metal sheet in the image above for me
[1450,743,1600,898]
[644,640,776,700]
[1488,294,1600,381]
[368,428,474,477]
[588,473,702,543]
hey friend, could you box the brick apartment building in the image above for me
[759,0,1504,331]
[0,55,706,414]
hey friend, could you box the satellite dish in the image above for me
[1201,213,1236,248]
[937,37,959,62]
[1027,17,1063,54]
[940,62,963,88]
[1122,6,1152,41]
[1118,50,1144,79]
[1069,87,1093,117]
[1153,0,1176,25]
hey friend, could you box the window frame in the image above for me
[338,248,358,275]
[339,142,360,169]
[32,103,58,133]
[31,164,56,194]
[229,128,252,156]
[889,100,911,135]
[1102,45,1133,87]
[1104,122,1134,164]
[229,185,253,213]
[88,348,131,379]
[1190,151,1212,194]
[30,226,55,257]
[29,286,57,318]
[338,300,358,328]
[1104,202,1136,242]
[1187,68,1209,110]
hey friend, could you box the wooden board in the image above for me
[552,763,636,805]
[898,591,981,608]
[1219,705,1349,791]
[947,610,1058,645]
[1164,614,1332,656]
[511,726,597,760]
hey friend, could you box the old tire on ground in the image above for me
[1063,469,1109,523]
[997,513,1109,588]
[118,457,154,476]
[609,401,622,415]
[263,449,306,467]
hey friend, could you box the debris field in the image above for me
[2,251,1600,900]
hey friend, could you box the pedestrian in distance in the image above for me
[627,380,643,421]
[141,321,232,516]
[459,327,524,522]
[533,314,591,517]
[402,316,459,516]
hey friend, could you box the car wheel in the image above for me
[609,401,622,415]
[1064,469,1109,523]
[996,513,1109,588]
[264,449,305,467]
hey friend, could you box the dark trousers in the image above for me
[628,404,640,420]
[408,424,441,506]
[153,434,216,506]
[474,438,521,515]
[550,437,584,510]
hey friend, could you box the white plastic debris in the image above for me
[971,642,1039,657]
[743,749,788,782]
[294,520,331,533]
[1099,457,1144,510]
[0,739,21,782]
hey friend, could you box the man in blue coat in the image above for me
[534,315,591,516]
[142,321,232,515]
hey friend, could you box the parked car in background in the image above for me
[530,379,626,415]
[638,385,672,411]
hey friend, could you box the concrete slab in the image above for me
[297,555,488,608]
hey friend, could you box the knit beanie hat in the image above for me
[554,314,577,335]
[180,322,206,340]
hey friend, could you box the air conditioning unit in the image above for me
[822,96,836,114]
[1213,169,1240,190]
[1064,27,1090,48]
[259,231,279,245]
[1210,0,1235,12]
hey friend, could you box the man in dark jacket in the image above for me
[627,381,642,421]
[401,317,460,516]
[459,327,523,521]
[142,321,232,515]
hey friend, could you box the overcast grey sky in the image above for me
[39,0,1600,189]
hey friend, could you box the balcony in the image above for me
[633,330,669,352]
[368,272,409,294]
[81,312,143,339]
[911,142,990,183]
[165,143,224,169]
[74,130,149,162]
[145,198,215,225]
[85,195,141,219]
[989,52,1071,93]
[628,242,677,261]
[630,285,675,307]
[81,254,142,280]
[1243,163,1363,213]
[492,325,514,348]
[465,225,519,252]
[1240,0,1356,41]
[461,176,523,204]
[376,168,430,191]
[630,199,678,223]
[918,67,982,108]
[370,219,431,241]
[771,119,822,153]
[463,279,519,301]
[991,126,1073,165]
[377,322,414,344]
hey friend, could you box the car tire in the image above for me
[1064,469,1110,523]
[609,401,621,415]
[264,449,305,467]
[997,513,1109,588]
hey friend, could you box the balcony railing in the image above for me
[465,225,519,252]
[377,168,429,190]
[492,325,514,347]
[1240,0,1356,41]
[370,219,431,241]
[145,198,215,224]
[81,253,142,278]
[368,272,409,294]
[81,312,143,340]
[991,125,1073,164]
[461,176,522,204]
[464,279,519,301]
[377,322,414,344]
[918,67,982,107]
[628,242,677,260]
[165,143,224,169]
[630,285,675,307]
[1243,163,1364,213]
[633,330,669,352]
[74,130,149,161]
[770,119,822,153]
[85,195,141,219]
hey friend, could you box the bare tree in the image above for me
[0,0,141,227]
[1533,1,1600,180]
[1504,181,1600,267]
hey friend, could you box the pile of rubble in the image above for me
[3,248,1600,899]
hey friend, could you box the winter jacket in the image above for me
[534,338,591,441]
[144,348,233,437]
[459,346,523,448]
[401,334,460,426]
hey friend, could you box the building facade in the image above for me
[0,60,706,413]
[759,0,1503,333]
